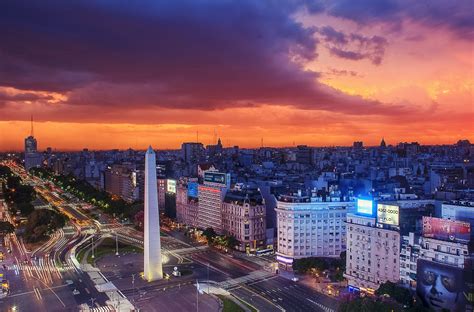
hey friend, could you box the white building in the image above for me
[275,193,354,269]
[345,213,400,294]
[196,171,230,233]
[400,232,421,288]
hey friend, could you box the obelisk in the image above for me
[144,146,163,281]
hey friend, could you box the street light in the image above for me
[115,232,119,256]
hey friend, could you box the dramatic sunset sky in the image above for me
[0,0,473,150]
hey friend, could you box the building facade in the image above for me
[196,171,230,233]
[104,164,138,203]
[276,194,354,269]
[345,213,400,294]
[222,188,266,252]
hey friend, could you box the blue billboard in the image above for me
[357,198,374,216]
[188,182,198,198]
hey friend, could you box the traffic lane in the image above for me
[231,286,281,312]
[62,269,109,307]
[191,251,257,279]
[247,277,337,312]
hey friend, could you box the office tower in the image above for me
[345,199,400,294]
[24,116,42,170]
[181,142,204,164]
[157,178,167,212]
[197,170,230,234]
[176,179,199,227]
[295,145,313,165]
[144,146,163,281]
[275,192,354,269]
[104,164,139,203]
[222,187,266,252]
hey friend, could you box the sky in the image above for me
[0,0,473,151]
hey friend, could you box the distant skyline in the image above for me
[1,1,473,150]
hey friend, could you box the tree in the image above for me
[375,281,413,307]
[0,221,14,235]
[202,227,217,244]
[338,297,400,312]
[223,235,240,250]
[23,209,67,243]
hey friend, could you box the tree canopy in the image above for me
[23,209,68,243]
[0,221,15,235]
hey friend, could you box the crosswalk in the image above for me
[10,258,76,274]
[87,305,115,312]
[218,270,275,290]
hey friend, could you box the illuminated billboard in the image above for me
[417,259,473,312]
[204,171,230,187]
[187,182,198,198]
[422,217,470,243]
[377,204,399,226]
[166,179,176,194]
[357,198,374,216]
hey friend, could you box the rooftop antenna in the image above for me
[30,115,34,137]
[261,138,263,148]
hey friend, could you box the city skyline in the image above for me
[0,1,473,150]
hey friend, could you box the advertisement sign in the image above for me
[377,204,399,226]
[204,171,230,187]
[357,198,374,216]
[417,259,473,312]
[422,217,470,243]
[166,179,176,194]
[187,182,198,198]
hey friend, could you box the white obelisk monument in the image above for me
[144,146,163,281]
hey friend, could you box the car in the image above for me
[291,277,299,282]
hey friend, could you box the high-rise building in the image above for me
[295,145,313,165]
[344,199,400,294]
[176,179,199,227]
[222,187,266,252]
[416,216,473,312]
[181,142,204,164]
[144,146,163,281]
[157,178,167,212]
[196,171,230,233]
[104,164,139,203]
[399,232,421,289]
[275,192,354,269]
[24,117,42,170]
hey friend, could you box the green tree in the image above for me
[223,235,240,250]
[375,281,413,307]
[0,221,14,235]
[338,297,401,312]
[202,227,217,244]
[23,209,67,243]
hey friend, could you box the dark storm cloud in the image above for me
[0,0,408,117]
[318,26,388,65]
[326,0,474,39]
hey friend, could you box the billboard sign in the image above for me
[166,179,176,194]
[204,171,230,187]
[187,182,198,198]
[377,204,399,226]
[357,198,374,216]
[422,217,470,243]
[417,259,473,312]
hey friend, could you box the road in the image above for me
[1,161,114,311]
[1,161,340,312]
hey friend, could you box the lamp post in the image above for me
[91,236,95,259]
[115,232,119,256]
